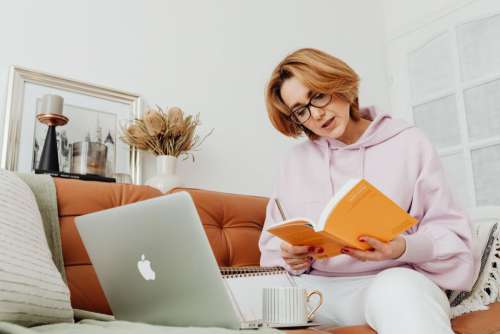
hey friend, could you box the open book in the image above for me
[267,179,418,259]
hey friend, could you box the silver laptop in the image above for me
[75,191,251,329]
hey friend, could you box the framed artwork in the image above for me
[0,66,143,184]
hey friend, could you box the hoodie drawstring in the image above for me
[360,147,366,179]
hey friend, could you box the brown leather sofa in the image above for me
[55,178,500,334]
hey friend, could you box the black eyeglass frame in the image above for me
[289,93,333,125]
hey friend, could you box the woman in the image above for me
[259,48,474,334]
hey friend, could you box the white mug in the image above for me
[262,287,323,326]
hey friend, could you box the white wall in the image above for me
[0,0,390,196]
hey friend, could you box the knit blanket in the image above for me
[0,320,279,334]
[16,173,66,283]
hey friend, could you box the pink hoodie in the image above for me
[259,107,474,291]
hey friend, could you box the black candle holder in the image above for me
[36,113,69,173]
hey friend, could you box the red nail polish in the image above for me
[308,246,315,252]
[358,237,365,242]
[341,248,349,254]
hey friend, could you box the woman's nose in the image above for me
[310,106,325,120]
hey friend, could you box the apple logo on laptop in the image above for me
[137,254,156,280]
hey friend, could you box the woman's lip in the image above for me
[322,117,334,128]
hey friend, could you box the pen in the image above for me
[274,198,287,221]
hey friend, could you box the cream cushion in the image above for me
[0,169,73,326]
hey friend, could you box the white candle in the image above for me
[41,94,64,115]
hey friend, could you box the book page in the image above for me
[223,273,294,323]
[316,178,360,231]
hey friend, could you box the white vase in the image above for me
[145,155,182,193]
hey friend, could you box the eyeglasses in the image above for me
[290,93,332,124]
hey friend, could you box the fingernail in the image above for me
[358,237,366,242]
[341,248,349,254]
[316,247,324,254]
[308,246,315,252]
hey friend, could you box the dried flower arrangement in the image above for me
[120,106,213,161]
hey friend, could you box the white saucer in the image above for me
[263,321,321,329]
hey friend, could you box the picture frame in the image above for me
[0,66,143,184]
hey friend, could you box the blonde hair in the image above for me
[266,48,361,140]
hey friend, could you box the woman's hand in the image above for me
[280,242,320,271]
[341,236,406,261]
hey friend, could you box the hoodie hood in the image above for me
[316,106,414,150]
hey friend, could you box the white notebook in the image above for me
[220,266,296,326]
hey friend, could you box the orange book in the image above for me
[267,179,418,259]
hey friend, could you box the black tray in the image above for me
[34,169,116,183]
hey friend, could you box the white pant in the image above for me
[294,268,453,334]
